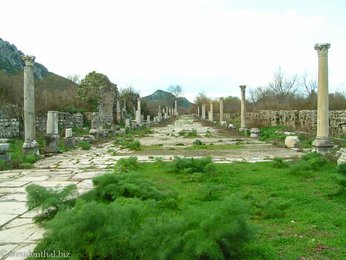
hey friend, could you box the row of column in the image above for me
[196,43,332,153]
[21,42,332,154]
[198,85,247,129]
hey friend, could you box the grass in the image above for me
[27,155,346,259]
[0,138,41,170]
[185,143,244,150]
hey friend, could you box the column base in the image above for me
[312,137,334,154]
[45,134,59,154]
[64,137,76,148]
[22,140,40,155]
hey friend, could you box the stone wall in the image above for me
[0,105,20,138]
[36,112,84,132]
[246,110,346,136]
[0,109,84,138]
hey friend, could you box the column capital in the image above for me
[314,43,330,57]
[219,97,224,101]
[21,55,35,66]
[239,85,246,91]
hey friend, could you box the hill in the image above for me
[0,38,49,79]
[142,89,194,115]
[0,38,85,114]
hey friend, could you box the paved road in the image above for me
[0,115,302,259]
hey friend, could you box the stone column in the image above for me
[174,99,178,116]
[45,111,59,153]
[158,106,162,121]
[219,97,224,122]
[239,85,247,130]
[116,99,121,123]
[22,55,39,155]
[64,128,75,148]
[209,103,214,122]
[201,104,206,120]
[136,98,141,125]
[312,43,333,153]
[147,115,150,125]
[197,106,200,117]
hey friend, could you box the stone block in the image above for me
[285,136,301,149]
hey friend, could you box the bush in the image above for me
[126,140,141,151]
[92,172,171,202]
[29,195,254,260]
[26,184,78,223]
[336,163,346,175]
[78,141,91,150]
[168,157,216,174]
[193,139,203,146]
[272,157,289,169]
[114,156,139,173]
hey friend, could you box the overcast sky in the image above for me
[1,0,345,101]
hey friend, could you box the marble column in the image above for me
[147,115,150,125]
[197,106,200,117]
[209,103,214,122]
[201,104,206,120]
[22,55,39,155]
[239,85,247,130]
[116,99,121,123]
[136,98,141,125]
[174,99,178,116]
[312,43,333,153]
[158,106,162,121]
[219,97,224,122]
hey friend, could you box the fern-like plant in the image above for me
[26,184,78,222]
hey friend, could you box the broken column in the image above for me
[197,106,200,117]
[201,104,206,120]
[147,115,150,125]
[209,103,214,122]
[116,98,121,123]
[136,98,141,125]
[22,55,39,155]
[158,106,162,121]
[219,97,224,122]
[312,43,333,153]
[45,111,59,153]
[64,128,75,148]
[239,85,247,130]
[174,99,178,116]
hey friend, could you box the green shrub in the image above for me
[78,141,91,150]
[179,129,198,138]
[272,157,289,169]
[259,126,287,141]
[193,139,203,146]
[301,152,329,170]
[26,184,78,223]
[168,157,215,174]
[259,198,290,219]
[336,163,346,175]
[114,156,139,173]
[92,172,170,202]
[126,140,141,151]
[29,195,254,260]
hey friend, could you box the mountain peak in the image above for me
[0,38,49,79]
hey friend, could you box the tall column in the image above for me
[312,43,333,153]
[116,99,121,123]
[174,99,178,116]
[209,103,214,122]
[239,85,247,130]
[136,98,141,125]
[201,104,206,120]
[22,55,39,155]
[219,97,224,122]
[197,106,200,117]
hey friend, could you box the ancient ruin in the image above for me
[22,55,39,155]
[239,85,247,130]
[312,43,333,153]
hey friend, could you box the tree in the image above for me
[67,74,80,84]
[119,86,139,118]
[77,71,117,111]
[167,85,183,98]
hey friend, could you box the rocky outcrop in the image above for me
[0,38,49,79]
